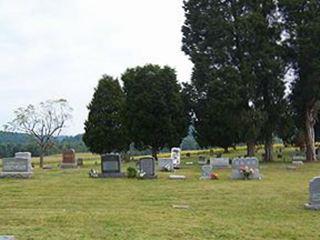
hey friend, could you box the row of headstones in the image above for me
[200,157,261,180]
[99,152,181,179]
[0,149,81,178]
[2,151,320,210]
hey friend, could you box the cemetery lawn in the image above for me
[0,149,320,240]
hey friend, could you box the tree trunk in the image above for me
[305,108,316,162]
[264,137,273,162]
[247,141,255,157]
[152,148,158,160]
[223,147,229,153]
[39,152,44,168]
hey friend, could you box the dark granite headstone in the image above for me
[138,157,157,179]
[99,154,125,178]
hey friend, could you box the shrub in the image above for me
[127,167,137,178]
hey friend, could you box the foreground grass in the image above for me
[0,151,319,239]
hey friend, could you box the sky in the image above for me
[0,0,193,135]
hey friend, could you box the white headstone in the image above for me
[171,147,181,168]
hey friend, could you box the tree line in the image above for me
[181,0,320,161]
[0,131,88,158]
[84,1,320,162]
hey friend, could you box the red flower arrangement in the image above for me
[210,172,219,180]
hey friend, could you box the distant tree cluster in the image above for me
[0,131,88,158]
[182,0,320,161]
[83,65,189,159]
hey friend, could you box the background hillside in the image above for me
[0,129,200,158]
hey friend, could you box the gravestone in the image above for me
[200,165,213,180]
[292,152,306,162]
[231,157,261,180]
[305,177,320,210]
[15,152,32,170]
[210,157,230,168]
[158,158,174,172]
[317,147,320,160]
[0,236,15,240]
[99,154,125,178]
[292,160,304,166]
[60,149,77,168]
[77,158,84,166]
[138,157,157,179]
[171,147,181,169]
[0,152,33,178]
[169,175,186,180]
[198,155,207,165]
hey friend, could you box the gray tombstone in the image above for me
[158,158,174,172]
[200,165,213,180]
[0,152,33,178]
[317,148,320,160]
[292,151,306,162]
[305,177,320,210]
[231,157,261,180]
[210,157,230,168]
[15,152,32,170]
[99,154,125,178]
[138,157,157,179]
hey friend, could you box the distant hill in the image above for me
[0,131,33,144]
[0,131,88,158]
[0,127,200,158]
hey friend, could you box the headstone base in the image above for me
[199,176,211,180]
[60,163,78,169]
[0,172,32,179]
[141,175,158,180]
[231,170,261,180]
[305,203,320,210]
[98,172,126,178]
[169,175,186,180]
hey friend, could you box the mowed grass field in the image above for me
[0,148,320,240]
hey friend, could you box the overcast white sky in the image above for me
[0,0,193,135]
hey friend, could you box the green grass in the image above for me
[0,150,319,240]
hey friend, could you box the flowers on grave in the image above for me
[210,172,219,180]
[88,169,99,178]
[239,166,254,180]
[137,170,146,179]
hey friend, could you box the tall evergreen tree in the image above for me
[122,64,188,159]
[279,0,320,161]
[83,75,127,154]
[182,0,285,160]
